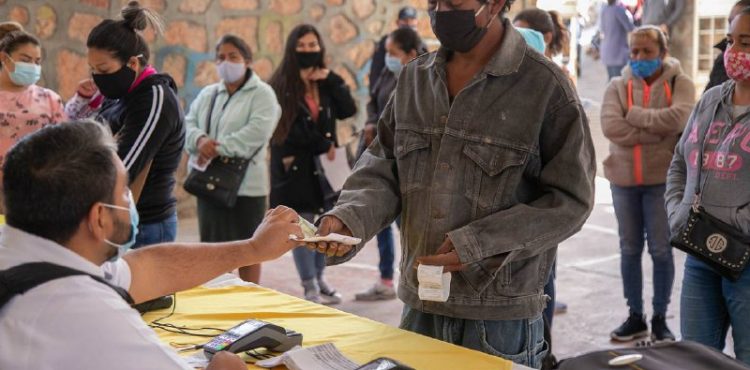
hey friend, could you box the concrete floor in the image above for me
[176,54,728,360]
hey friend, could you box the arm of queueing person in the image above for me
[664,107,699,226]
[323,71,357,120]
[624,77,695,137]
[601,82,664,146]
[116,84,175,193]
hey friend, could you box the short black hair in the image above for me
[86,1,163,66]
[3,121,118,245]
[216,34,253,61]
[478,0,516,13]
[389,27,422,55]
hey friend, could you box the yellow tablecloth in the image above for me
[143,285,513,370]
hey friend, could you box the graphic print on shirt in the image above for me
[0,86,64,167]
[686,118,750,182]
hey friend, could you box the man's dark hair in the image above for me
[478,0,516,13]
[3,121,118,245]
[216,34,253,61]
[389,27,423,55]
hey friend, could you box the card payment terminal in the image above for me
[203,319,303,359]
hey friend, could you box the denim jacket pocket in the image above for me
[395,131,431,195]
[463,143,527,211]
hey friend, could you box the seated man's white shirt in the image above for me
[0,226,191,370]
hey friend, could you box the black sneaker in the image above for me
[610,312,649,342]
[651,314,676,342]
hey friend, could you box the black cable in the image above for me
[147,293,227,338]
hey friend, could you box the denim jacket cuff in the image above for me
[448,226,482,264]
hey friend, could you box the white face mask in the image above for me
[217,61,247,83]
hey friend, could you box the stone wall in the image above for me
[0,0,435,109]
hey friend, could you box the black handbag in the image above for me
[670,119,750,282]
[184,90,261,208]
[555,340,750,370]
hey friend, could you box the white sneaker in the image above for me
[355,281,397,301]
[319,287,342,305]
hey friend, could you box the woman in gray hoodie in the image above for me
[602,25,695,342]
[666,9,750,365]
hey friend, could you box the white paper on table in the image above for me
[182,351,210,368]
[289,233,362,245]
[256,343,360,370]
[318,147,352,192]
[417,264,451,302]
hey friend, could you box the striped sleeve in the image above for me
[117,85,171,180]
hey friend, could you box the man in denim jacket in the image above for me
[308,1,595,367]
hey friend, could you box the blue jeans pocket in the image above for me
[474,316,547,368]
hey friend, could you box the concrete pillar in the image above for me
[670,0,698,80]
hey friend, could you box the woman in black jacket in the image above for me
[65,1,185,249]
[269,24,356,305]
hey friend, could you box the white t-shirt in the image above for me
[0,226,191,370]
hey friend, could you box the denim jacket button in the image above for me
[439,163,450,171]
[440,115,448,124]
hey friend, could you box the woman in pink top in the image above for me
[0,22,65,168]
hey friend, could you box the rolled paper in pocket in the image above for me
[417,264,451,302]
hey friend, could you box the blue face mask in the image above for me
[629,58,662,79]
[385,54,404,75]
[102,190,139,261]
[5,56,41,86]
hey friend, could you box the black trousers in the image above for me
[197,196,267,242]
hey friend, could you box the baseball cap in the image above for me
[398,6,418,20]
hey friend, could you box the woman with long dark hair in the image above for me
[269,24,356,304]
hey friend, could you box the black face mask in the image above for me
[93,65,136,99]
[296,51,322,69]
[429,4,497,53]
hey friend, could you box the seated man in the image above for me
[0,120,303,370]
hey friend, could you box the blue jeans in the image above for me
[377,225,395,280]
[292,247,326,282]
[611,184,674,316]
[292,213,326,283]
[607,65,625,80]
[681,256,750,365]
[400,306,548,369]
[133,213,177,249]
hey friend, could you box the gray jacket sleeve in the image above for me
[325,95,401,265]
[665,104,697,223]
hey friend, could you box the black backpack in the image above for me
[0,262,134,310]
